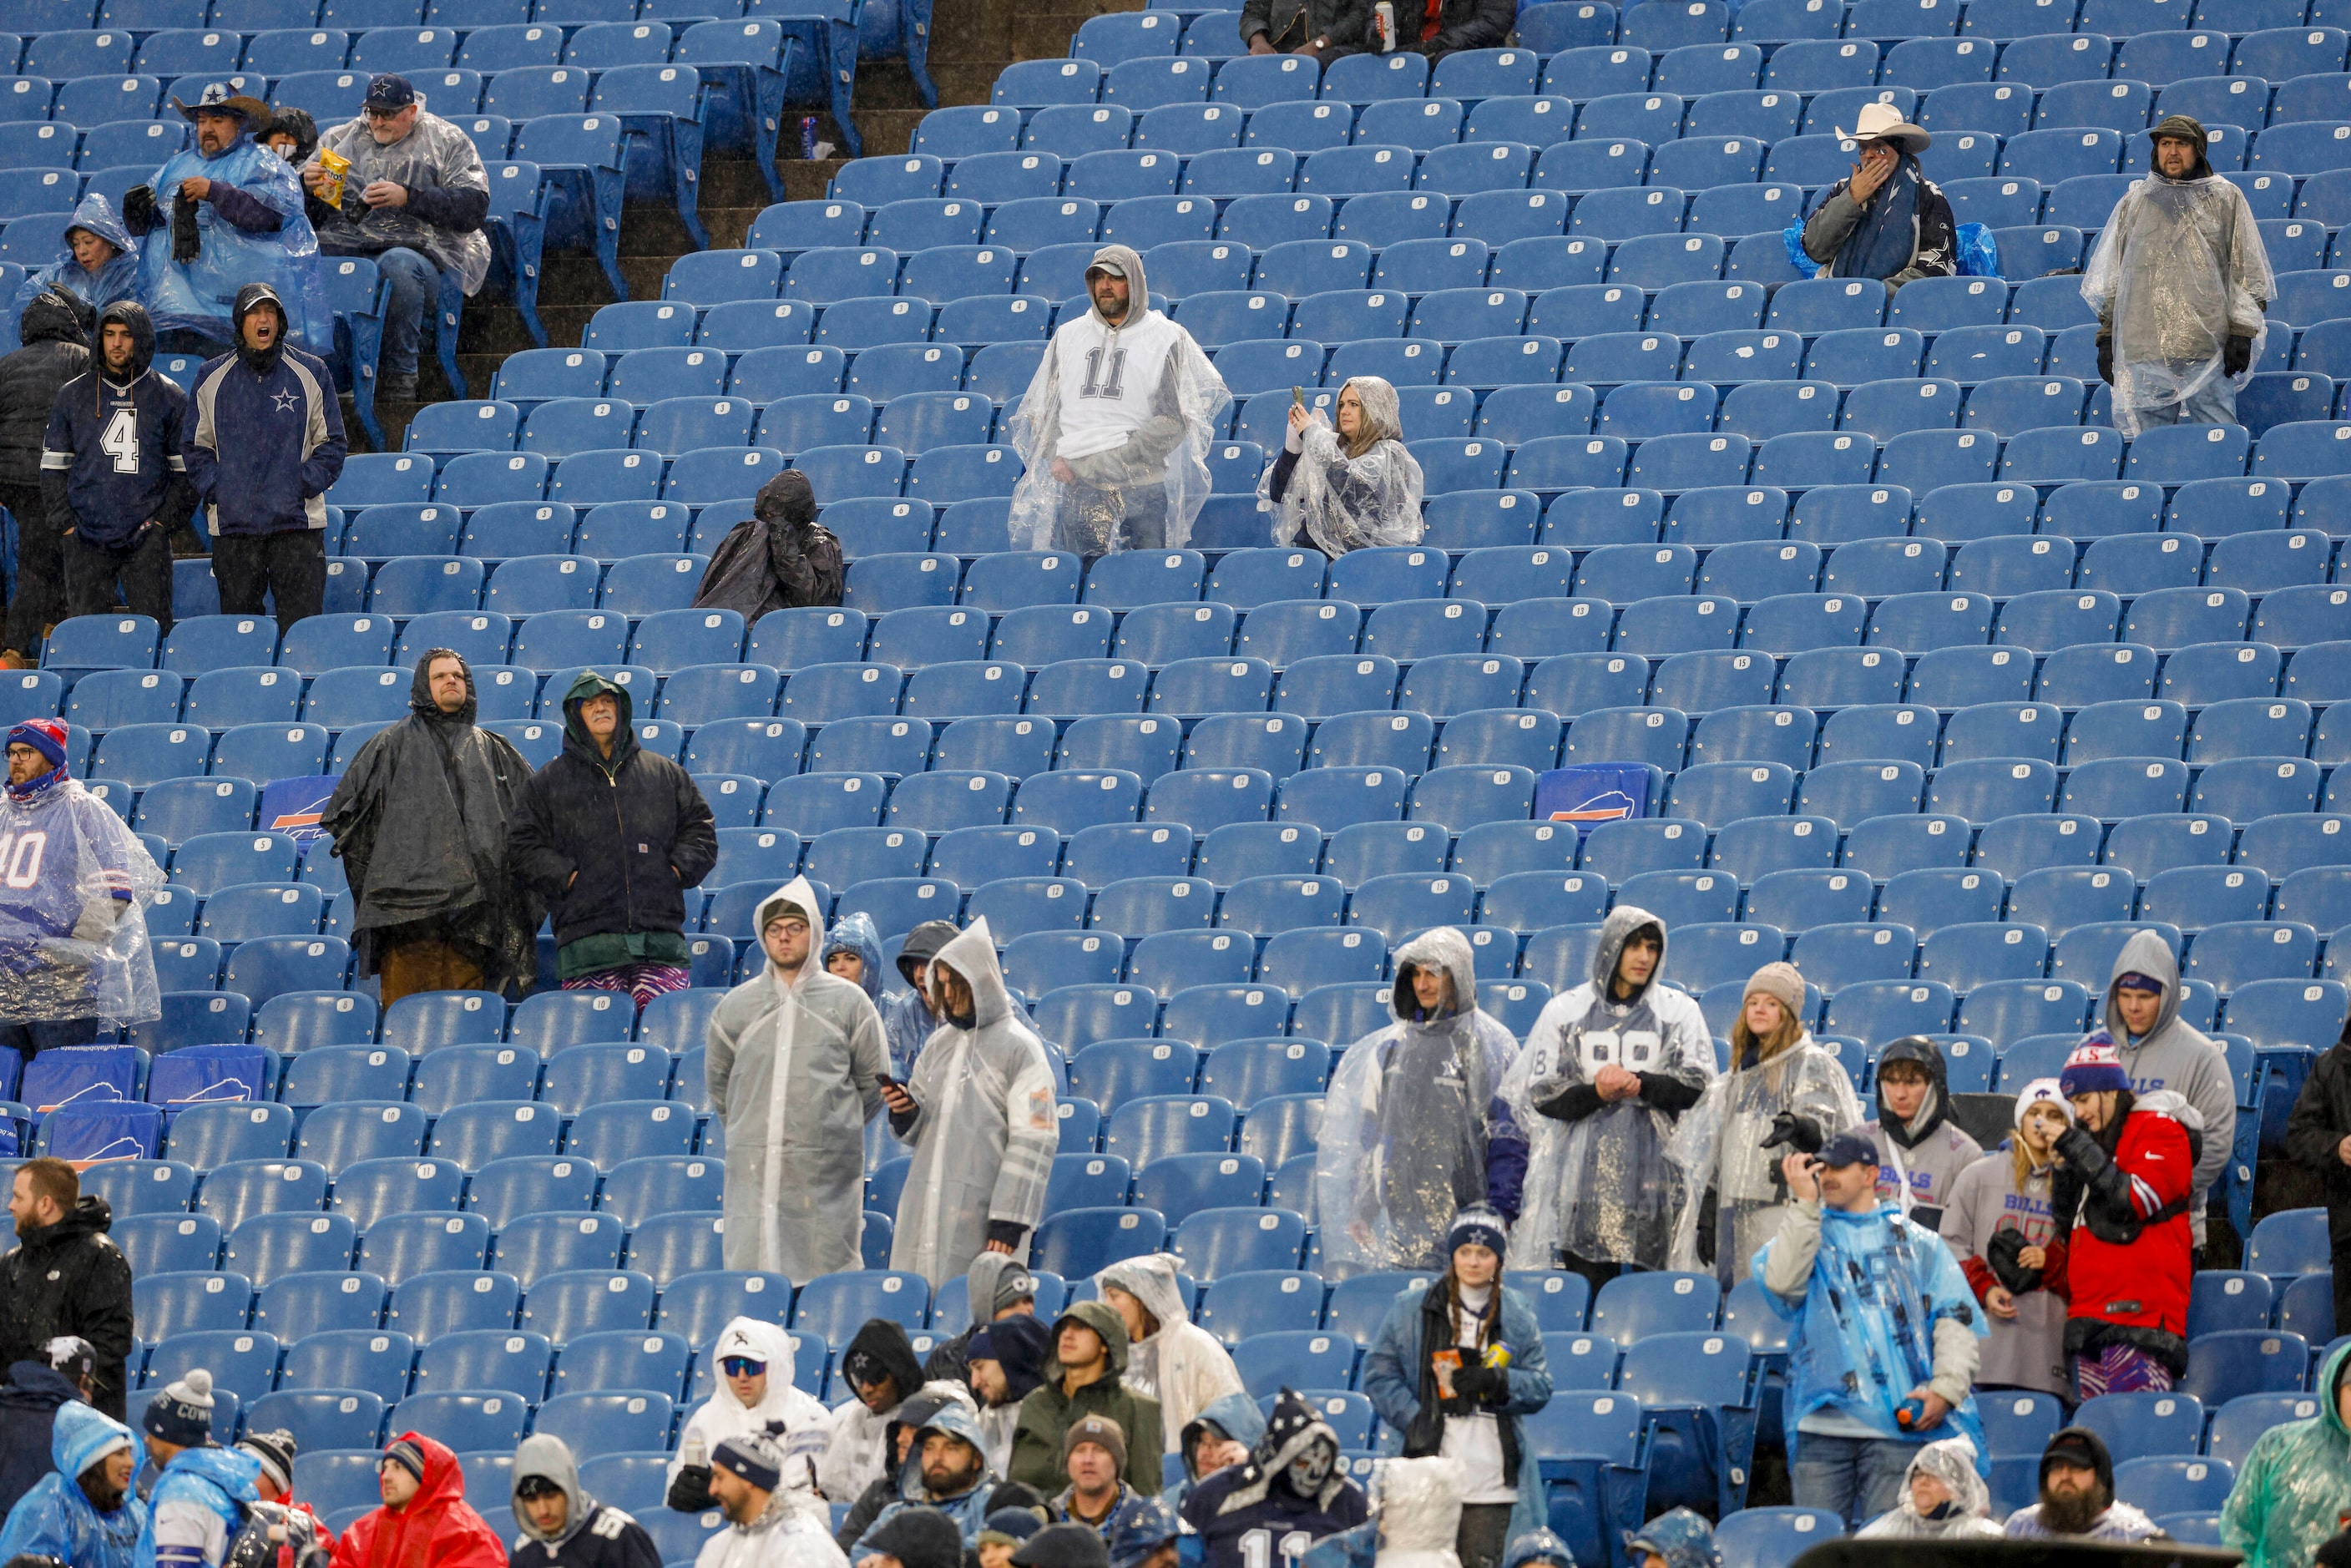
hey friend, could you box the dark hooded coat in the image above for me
[0,1196,133,1420]
[39,301,195,549]
[0,287,89,488]
[1006,1302,1164,1498]
[184,281,346,539]
[1865,1035,1983,1228]
[505,671,717,980]
[0,1359,80,1518]
[691,469,843,621]
[1180,1391,1367,1568]
[318,651,544,989]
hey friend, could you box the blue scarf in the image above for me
[1832,151,1921,281]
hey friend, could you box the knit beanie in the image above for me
[6,719,67,771]
[1742,961,1804,1019]
[2059,1032,2131,1099]
[2013,1077,2074,1131]
[1444,1204,1508,1264]
[1060,1414,1126,1475]
[383,1438,427,1484]
[143,1370,215,1447]
[865,1505,963,1568]
[711,1433,783,1494]
[238,1429,296,1495]
[978,1508,1046,1550]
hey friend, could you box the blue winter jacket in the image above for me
[852,1404,998,1552]
[183,339,346,538]
[136,1444,260,1568]
[15,195,142,317]
[0,1399,148,1568]
[1160,1390,1268,1513]
[1360,1280,1555,1545]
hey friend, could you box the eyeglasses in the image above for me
[720,1357,767,1378]
[361,105,407,121]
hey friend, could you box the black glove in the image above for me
[666,1465,713,1513]
[122,184,159,236]
[2055,1124,2139,1230]
[1984,1227,2043,1294]
[2096,334,2113,386]
[171,193,203,266]
[2224,333,2253,377]
[1761,1111,1824,1156]
[1450,1363,1505,1403]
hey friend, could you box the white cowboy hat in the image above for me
[1837,100,1931,154]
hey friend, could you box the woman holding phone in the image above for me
[1260,376,1423,558]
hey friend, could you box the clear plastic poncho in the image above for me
[0,771,164,1028]
[2081,169,2273,438]
[140,127,332,352]
[1855,1436,2004,1540]
[1260,376,1426,558]
[887,917,1060,1286]
[1004,243,1231,554]
[1666,1034,1862,1285]
[1317,928,1523,1276]
[1501,906,1716,1272]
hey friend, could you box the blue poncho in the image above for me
[0,1401,148,1568]
[822,910,886,1005]
[13,194,141,317]
[140,129,331,352]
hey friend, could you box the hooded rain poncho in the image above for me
[1260,377,1424,558]
[1169,1389,1269,1510]
[317,652,544,989]
[887,918,1059,1287]
[2082,159,2273,438]
[708,877,891,1280]
[1370,1457,1463,1568]
[16,195,141,317]
[141,124,331,352]
[2222,1338,2351,1567]
[326,1434,502,1568]
[1095,1254,1245,1454]
[1666,1030,1862,1284]
[1854,1436,2003,1539]
[1501,907,1714,1271]
[1005,245,1231,554]
[1317,928,1524,1275]
[0,765,165,1028]
[0,1399,146,1568]
[672,1318,833,1493]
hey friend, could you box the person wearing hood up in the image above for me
[885,918,1059,1287]
[319,650,543,1004]
[854,1403,999,1555]
[819,1322,932,1505]
[1798,104,1955,295]
[184,280,347,635]
[670,1320,831,1515]
[136,1373,264,1568]
[2097,929,2232,1251]
[1863,1036,1982,1231]
[508,670,718,1010]
[1163,1393,1262,1513]
[38,298,189,633]
[511,1434,659,1568]
[923,1252,1038,1388]
[977,1504,1046,1568]
[1667,960,1862,1286]
[123,83,329,355]
[234,1429,334,1568]
[2222,1338,2351,1566]
[824,912,886,1004]
[0,726,166,1062]
[0,1338,99,1518]
[13,199,139,320]
[1008,1303,1164,1499]
[694,470,845,619]
[1095,1255,1244,1459]
[1259,377,1423,559]
[1180,1390,1366,1568]
[0,1398,145,1568]
[0,282,88,668]
[699,1434,847,1568]
[260,109,319,168]
[1361,1208,1556,1568]
[1621,1510,1716,1568]
[709,877,889,1280]
[965,1318,1053,1479]
[2043,1034,2197,1399]
[1004,245,1229,558]
[2287,1001,2351,1337]
[1502,906,1714,1291]
[2086,114,2274,435]
[1497,1530,1572,1568]
[325,1435,503,1568]
[1318,928,1526,1276]
[298,74,490,405]
[2002,1425,2161,1541]
[1757,1129,1988,1530]
[1939,1079,2073,1397]
[883,919,956,1083]
[832,1383,976,1552]
[0,1161,137,1419]
[1103,1497,1176,1568]
[1854,1435,2003,1539]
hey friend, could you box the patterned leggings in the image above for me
[2074,1341,2177,1400]
[564,962,692,1011]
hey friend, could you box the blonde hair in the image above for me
[1730,995,1803,1067]
[2010,1100,2066,1191]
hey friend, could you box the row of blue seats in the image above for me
[13,0,796,32]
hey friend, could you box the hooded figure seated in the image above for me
[1797,103,1956,296]
[1179,1390,1368,1568]
[512,1434,660,1568]
[13,197,139,318]
[0,1400,147,1568]
[1259,377,1423,559]
[1855,1435,2005,1539]
[693,470,844,618]
[120,83,329,354]
[852,1403,999,1553]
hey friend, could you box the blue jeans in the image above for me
[1789,1432,1916,1530]
[372,245,444,379]
[2134,374,2238,427]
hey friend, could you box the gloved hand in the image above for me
[1761,1110,1824,1156]
[2224,333,2253,377]
[1449,1363,1505,1403]
[171,193,203,266]
[665,1464,713,1513]
[2096,334,2113,386]
[2052,1123,2105,1173]
[122,185,159,235]
[71,898,116,944]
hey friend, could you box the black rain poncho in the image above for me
[319,650,544,989]
[693,469,845,620]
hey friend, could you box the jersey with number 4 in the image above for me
[42,363,190,549]
[1181,1469,1368,1568]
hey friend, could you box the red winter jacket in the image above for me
[2045,1107,2195,1341]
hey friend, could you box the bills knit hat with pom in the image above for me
[6,720,67,771]
[2060,1033,2131,1099]
[143,1369,215,1446]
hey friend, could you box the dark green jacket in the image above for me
[1007,1300,1165,1498]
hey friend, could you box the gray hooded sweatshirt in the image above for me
[510,1434,660,1568]
[2103,928,2234,1243]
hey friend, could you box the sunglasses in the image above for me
[720,1357,767,1378]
